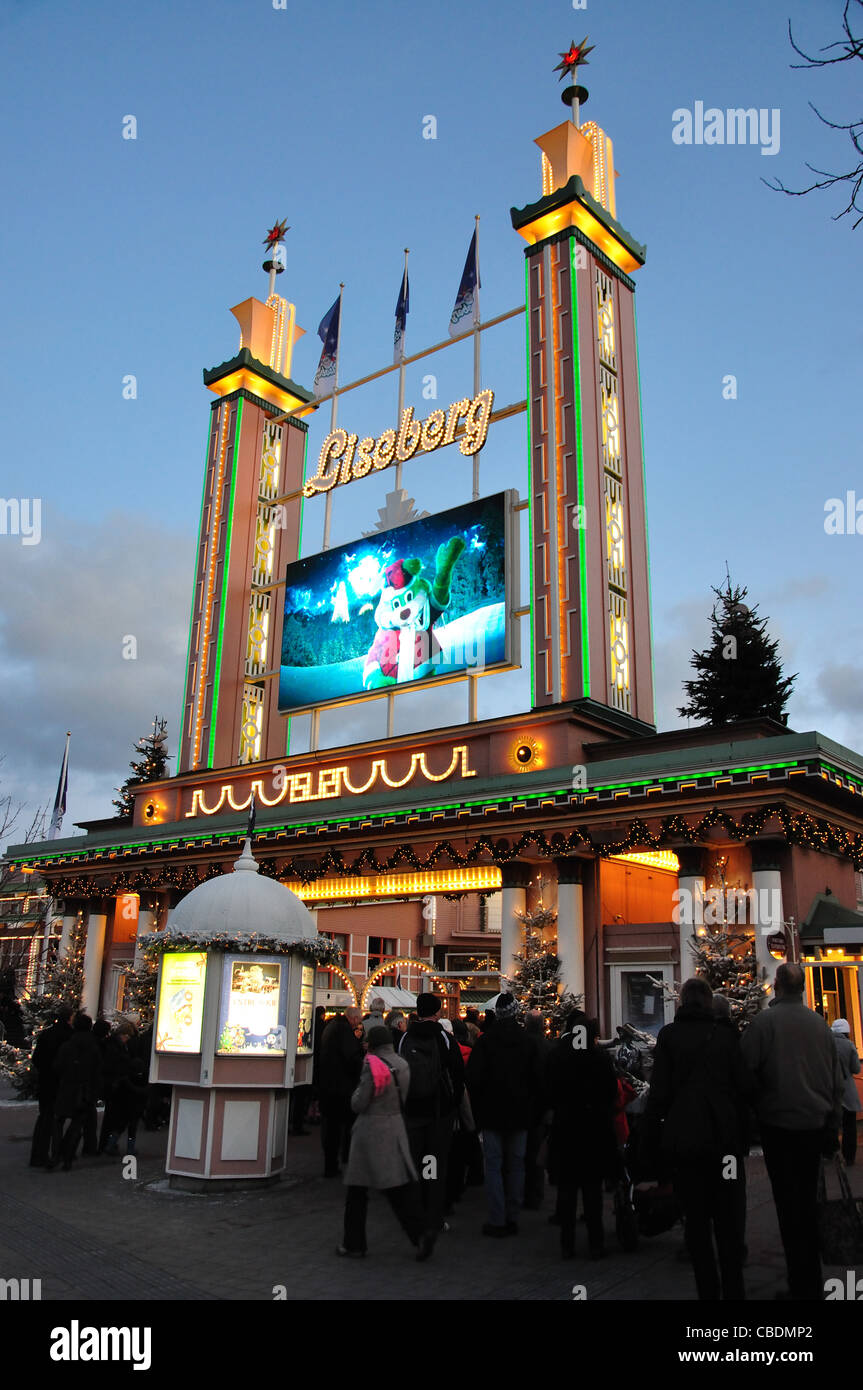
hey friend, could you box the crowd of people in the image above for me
[28,1008,166,1171]
[22,964,860,1300]
[310,967,859,1300]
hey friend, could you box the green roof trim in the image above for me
[510,175,646,266]
[203,347,315,405]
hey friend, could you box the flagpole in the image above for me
[321,283,344,553]
[47,732,71,841]
[472,215,481,501]
[395,248,409,492]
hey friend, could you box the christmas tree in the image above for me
[122,956,158,1027]
[0,915,86,1096]
[113,717,171,821]
[504,903,582,1031]
[678,578,796,725]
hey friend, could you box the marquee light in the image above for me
[285,867,503,901]
[185,744,477,816]
[609,850,680,873]
[361,957,437,1008]
[302,389,494,497]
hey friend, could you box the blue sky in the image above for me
[1,0,860,836]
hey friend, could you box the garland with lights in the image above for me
[139,930,343,965]
[30,801,863,899]
[121,955,159,1027]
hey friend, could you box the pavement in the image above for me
[1,1083,861,1304]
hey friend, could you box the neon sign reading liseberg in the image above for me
[185,743,477,817]
[302,389,494,498]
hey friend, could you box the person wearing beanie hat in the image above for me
[398,994,465,1235]
[337,1026,435,1262]
[465,994,546,1237]
[831,1019,861,1165]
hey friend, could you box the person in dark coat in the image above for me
[645,976,755,1300]
[337,1027,435,1261]
[318,1007,365,1177]
[465,993,545,1237]
[52,1013,102,1170]
[29,1004,73,1167]
[547,1010,618,1258]
[398,994,465,1234]
[99,1022,142,1155]
[523,1010,553,1209]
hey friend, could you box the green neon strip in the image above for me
[207,398,243,770]
[287,430,310,756]
[14,757,831,867]
[179,415,213,760]
[569,238,590,697]
[632,298,656,719]
[524,258,536,711]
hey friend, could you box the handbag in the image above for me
[817,1154,863,1264]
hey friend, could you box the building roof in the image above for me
[165,839,317,945]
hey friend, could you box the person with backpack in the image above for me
[645,976,755,1300]
[337,1026,435,1261]
[465,993,545,1237]
[398,993,464,1234]
[51,1012,102,1170]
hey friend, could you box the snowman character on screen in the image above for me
[363,536,466,689]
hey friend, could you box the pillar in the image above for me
[133,910,156,968]
[750,841,786,989]
[675,847,707,986]
[498,861,533,987]
[58,910,77,960]
[81,906,107,1018]
[554,858,586,1000]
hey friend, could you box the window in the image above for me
[316,932,347,992]
[609,964,675,1038]
[368,937,397,985]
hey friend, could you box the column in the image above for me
[554,858,587,1000]
[133,910,156,968]
[81,905,108,1018]
[58,910,78,960]
[750,840,786,989]
[498,861,532,988]
[675,847,707,986]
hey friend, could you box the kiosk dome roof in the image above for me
[166,839,317,944]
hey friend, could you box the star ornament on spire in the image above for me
[554,37,595,81]
[263,219,289,249]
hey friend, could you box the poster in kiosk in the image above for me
[149,840,324,1187]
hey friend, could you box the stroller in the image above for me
[602,1024,679,1248]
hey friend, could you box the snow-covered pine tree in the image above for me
[504,904,582,1031]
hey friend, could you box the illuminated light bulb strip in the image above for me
[192,404,232,768]
[238,423,283,764]
[319,963,359,1003]
[266,294,288,375]
[284,866,503,901]
[609,850,680,873]
[551,243,569,699]
[360,957,437,1008]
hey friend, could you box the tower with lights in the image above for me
[513,41,654,728]
[177,224,314,775]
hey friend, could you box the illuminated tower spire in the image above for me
[512,45,654,729]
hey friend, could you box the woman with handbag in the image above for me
[645,977,755,1300]
[337,1026,436,1261]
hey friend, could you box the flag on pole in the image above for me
[448,228,480,337]
[393,264,410,364]
[47,733,70,840]
[313,295,341,397]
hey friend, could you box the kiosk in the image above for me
[147,839,332,1187]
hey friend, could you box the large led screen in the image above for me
[278,492,513,715]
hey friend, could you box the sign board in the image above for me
[217,955,289,1055]
[155,952,207,1054]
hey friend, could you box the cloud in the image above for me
[0,510,194,838]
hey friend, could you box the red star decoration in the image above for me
[554,37,595,80]
[263,219,289,248]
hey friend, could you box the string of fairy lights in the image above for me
[34,802,863,900]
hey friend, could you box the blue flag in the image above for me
[393,266,410,364]
[314,295,341,397]
[449,229,480,337]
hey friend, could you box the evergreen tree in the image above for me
[113,717,170,821]
[122,955,158,1027]
[678,579,796,725]
[0,915,86,1096]
[686,925,767,1030]
[504,904,582,1032]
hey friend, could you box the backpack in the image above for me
[402,1031,449,1105]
